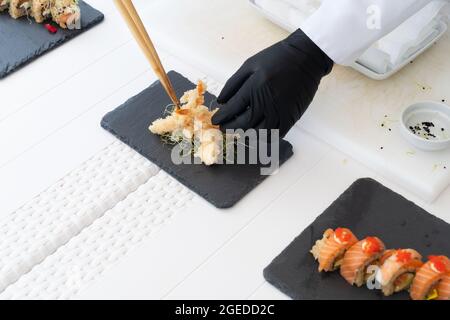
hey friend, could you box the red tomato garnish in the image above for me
[395,250,412,263]
[334,228,353,244]
[362,237,382,254]
[428,256,449,274]
[44,24,58,34]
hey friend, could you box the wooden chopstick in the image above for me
[114,0,180,108]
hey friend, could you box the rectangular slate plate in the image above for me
[101,71,294,208]
[0,1,104,79]
[264,178,450,300]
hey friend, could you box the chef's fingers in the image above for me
[217,63,252,104]
[218,103,265,131]
[212,76,253,125]
[255,119,267,131]
[256,84,281,134]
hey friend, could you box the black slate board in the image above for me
[0,1,104,79]
[264,178,450,300]
[101,71,294,208]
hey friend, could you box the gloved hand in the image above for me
[212,29,334,138]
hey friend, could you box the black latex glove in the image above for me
[212,29,334,138]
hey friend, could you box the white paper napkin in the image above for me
[377,0,448,66]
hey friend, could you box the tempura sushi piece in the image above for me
[376,249,423,296]
[436,273,450,300]
[310,228,358,272]
[410,255,450,300]
[51,0,80,29]
[9,0,32,19]
[340,237,385,287]
[0,0,11,12]
[31,0,54,23]
[194,128,223,166]
[149,80,223,166]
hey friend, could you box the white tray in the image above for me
[249,0,448,80]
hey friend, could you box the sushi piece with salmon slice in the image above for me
[410,255,450,300]
[310,228,358,272]
[0,0,11,12]
[340,237,386,287]
[376,249,423,296]
[51,0,80,29]
[9,0,32,19]
[436,273,450,300]
[31,0,54,23]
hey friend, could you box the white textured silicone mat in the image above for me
[0,171,194,299]
[0,71,219,298]
[0,141,159,293]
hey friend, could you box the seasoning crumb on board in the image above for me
[415,82,432,91]
[432,164,448,171]
[380,115,396,132]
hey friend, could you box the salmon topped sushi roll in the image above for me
[410,255,450,300]
[31,0,54,23]
[9,0,32,19]
[311,228,358,272]
[0,0,11,12]
[51,0,80,29]
[436,272,450,300]
[376,249,423,296]
[340,237,385,287]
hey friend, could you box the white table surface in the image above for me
[0,0,449,300]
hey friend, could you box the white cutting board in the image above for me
[142,0,450,202]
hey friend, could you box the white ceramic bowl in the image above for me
[400,101,450,151]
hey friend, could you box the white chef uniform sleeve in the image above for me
[301,0,434,65]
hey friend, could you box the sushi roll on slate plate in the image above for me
[31,0,54,23]
[410,255,450,300]
[9,0,32,19]
[376,249,423,296]
[311,228,358,272]
[0,0,11,12]
[51,0,80,29]
[340,237,386,287]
